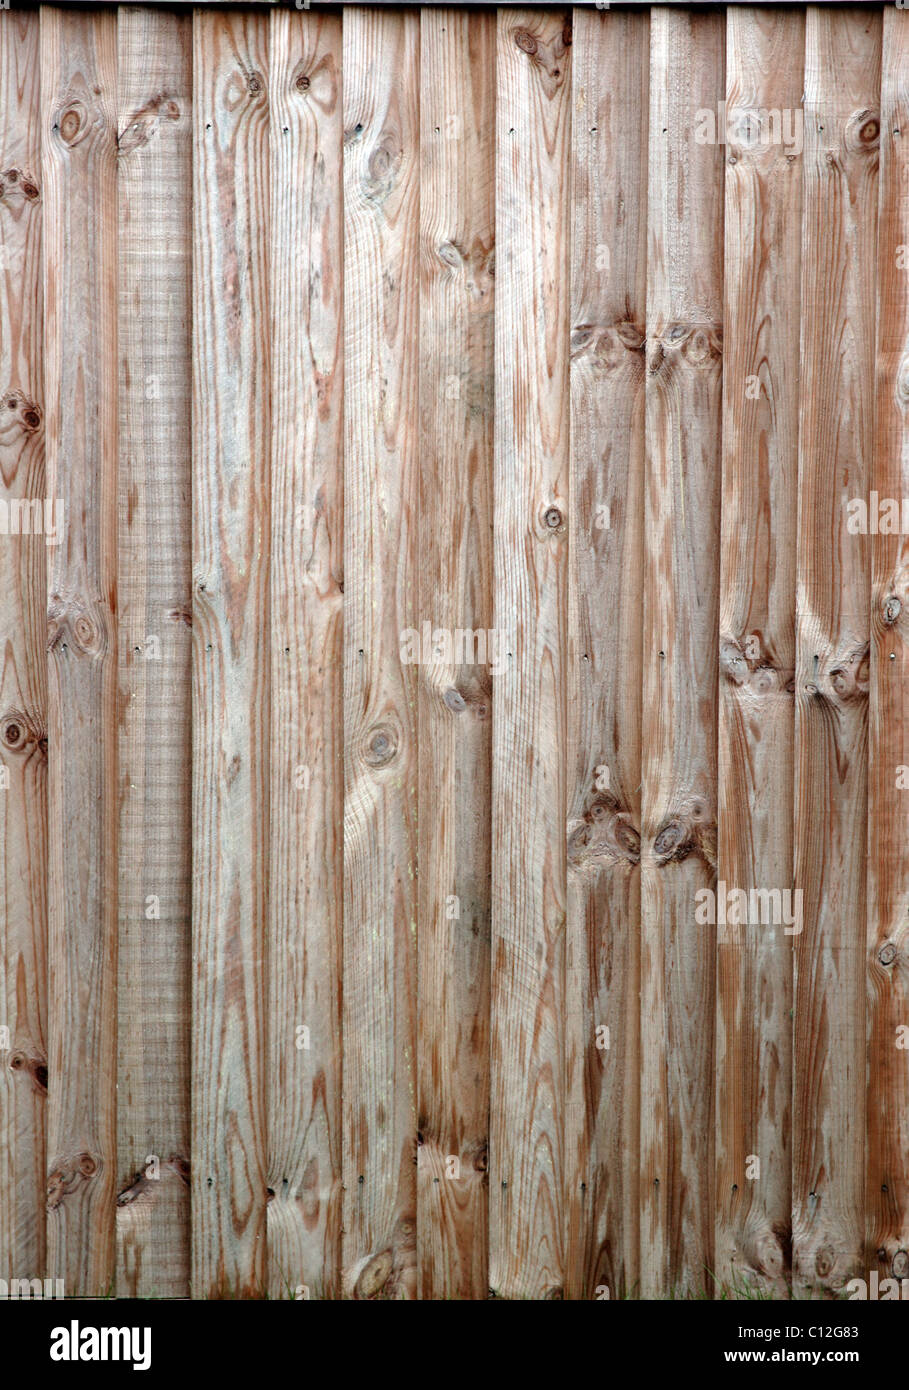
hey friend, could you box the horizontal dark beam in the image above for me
[20,1,889,9]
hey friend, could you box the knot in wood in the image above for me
[845,108,879,154]
[720,637,748,683]
[892,1249,909,1279]
[74,615,98,650]
[571,321,645,373]
[653,819,688,862]
[119,95,181,156]
[438,240,463,270]
[0,708,46,761]
[569,794,641,869]
[685,324,722,367]
[46,1170,65,1210]
[355,1250,393,1300]
[0,389,42,442]
[616,822,641,859]
[752,1228,787,1279]
[751,667,781,695]
[883,595,901,625]
[47,596,109,659]
[395,1213,416,1247]
[879,941,898,967]
[118,1171,152,1207]
[511,23,570,94]
[46,1152,101,1211]
[0,167,40,205]
[567,822,591,858]
[828,644,869,700]
[57,101,88,147]
[654,321,723,370]
[10,1052,47,1094]
[365,133,403,199]
[653,798,716,869]
[169,1154,191,1185]
[1,717,22,749]
[363,724,397,769]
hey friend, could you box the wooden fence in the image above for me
[0,0,906,1300]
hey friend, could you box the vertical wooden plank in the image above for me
[192,7,270,1299]
[640,6,724,1298]
[417,6,494,1302]
[564,3,647,1302]
[491,6,571,1301]
[715,4,802,1297]
[41,4,119,1296]
[792,4,879,1298]
[0,7,46,1285]
[267,5,343,1301]
[866,2,908,1288]
[116,5,192,1298]
[342,5,419,1300]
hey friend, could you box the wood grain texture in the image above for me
[417,6,494,1302]
[115,4,192,1299]
[490,5,571,1301]
[42,3,119,1297]
[640,6,724,1299]
[191,8,270,1300]
[0,6,46,1285]
[267,5,343,1302]
[1,0,905,1304]
[792,4,879,1298]
[715,3,802,1297]
[341,5,420,1301]
[147,1,886,7]
[866,2,909,1288]
[564,3,647,1302]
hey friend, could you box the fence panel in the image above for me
[0,1,904,1299]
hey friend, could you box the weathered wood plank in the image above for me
[341,4,420,1300]
[715,3,802,1298]
[267,4,343,1302]
[792,3,879,1297]
[416,5,494,1302]
[866,2,909,1289]
[640,6,724,1298]
[116,3,192,1299]
[0,5,47,1285]
[564,2,647,1303]
[191,7,270,1299]
[490,6,571,1301]
[41,3,119,1297]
